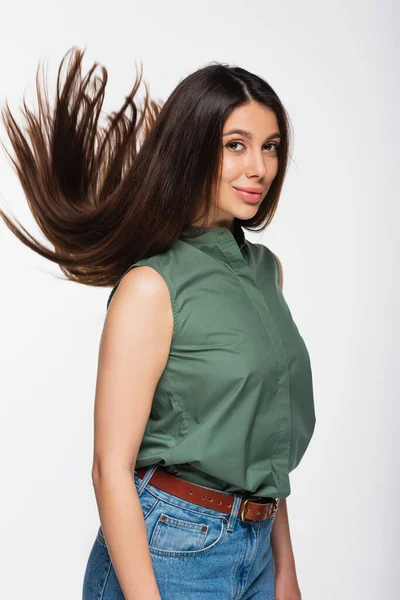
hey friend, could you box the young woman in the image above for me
[1,47,316,599]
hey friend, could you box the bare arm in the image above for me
[91,266,174,600]
[270,498,297,575]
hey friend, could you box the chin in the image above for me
[235,205,260,219]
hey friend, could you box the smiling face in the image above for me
[205,101,280,229]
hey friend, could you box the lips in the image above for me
[233,186,264,194]
[233,186,263,204]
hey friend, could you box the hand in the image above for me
[275,570,302,600]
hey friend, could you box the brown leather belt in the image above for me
[135,466,279,523]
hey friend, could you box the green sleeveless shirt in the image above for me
[106,221,316,498]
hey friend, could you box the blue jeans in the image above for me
[82,464,276,599]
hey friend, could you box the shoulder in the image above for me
[107,264,174,323]
[116,265,170,300]
[249,241,283,290]
[270,251,283,289]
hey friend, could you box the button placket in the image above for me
[216,231,292,471]
[217,233,286,355]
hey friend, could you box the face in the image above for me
[209,101,280,228]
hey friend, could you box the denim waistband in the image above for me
[134,464,248,532]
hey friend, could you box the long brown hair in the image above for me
[0,47,292,287]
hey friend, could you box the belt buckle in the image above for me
[239,497,279,522]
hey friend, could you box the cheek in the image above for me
[269,156,279,179]
[221,153,244,182]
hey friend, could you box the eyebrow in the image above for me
[222,129,281,141]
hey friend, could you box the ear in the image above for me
[271,251,283,290]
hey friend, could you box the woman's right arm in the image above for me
[91,266,174,600]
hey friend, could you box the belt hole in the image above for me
[209,498,213,502]
[227,503,231,507]
[218,501,222,505]
[189,491,193,494]
[256,511,260,515]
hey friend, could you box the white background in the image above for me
[0,1,398,598]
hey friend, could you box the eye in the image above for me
[225,141,280,152]
[266,142,279,152]
[225,141,245,151]
[265,142,280,152]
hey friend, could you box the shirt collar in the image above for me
[180,219,246,250]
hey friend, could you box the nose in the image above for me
[245,150,267,179]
